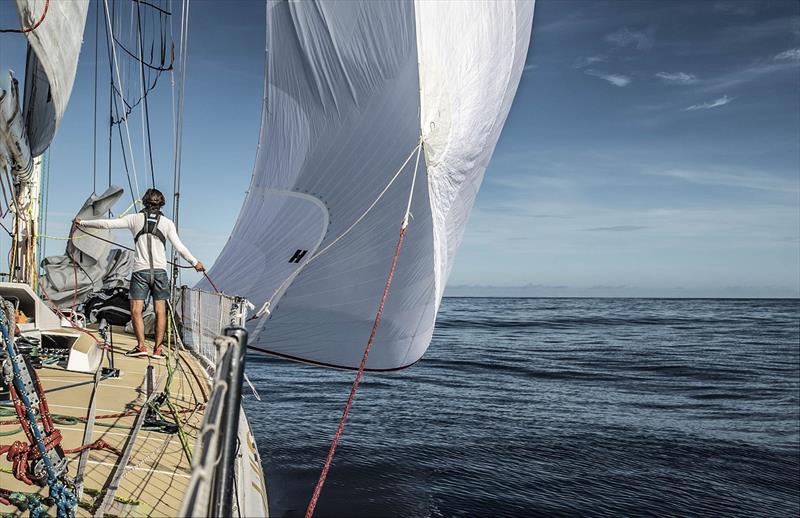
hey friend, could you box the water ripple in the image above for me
[244,298,800,517]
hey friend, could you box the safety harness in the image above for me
[134,208,167,285]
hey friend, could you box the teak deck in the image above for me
[1,330,218,517]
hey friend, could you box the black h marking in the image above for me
[289,249,308,263]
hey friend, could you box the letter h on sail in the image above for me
[289,249,308,263]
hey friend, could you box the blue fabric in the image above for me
[130,269,170,300]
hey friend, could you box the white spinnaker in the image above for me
[16,0,89,156]
[205,0,533,370]
[417,0,535,308]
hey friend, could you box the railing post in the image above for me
[210,327,247,517]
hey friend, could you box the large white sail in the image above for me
[17,0,89,156]
[204,0,534,370]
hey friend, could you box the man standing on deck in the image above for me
[74,188,205,358]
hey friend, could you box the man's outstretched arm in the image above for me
[165,222,205,272]
[75,214,133,229]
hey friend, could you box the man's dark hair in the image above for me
[143,188,166,209]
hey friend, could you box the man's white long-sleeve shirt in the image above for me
[80,213,198,273]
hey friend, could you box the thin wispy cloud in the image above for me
[605,27,654,50]
[653,169,799,193]
[698,60,799,93]
[724,15,800,42]
[685,95,733,110]
[713,1,758,16]
[573,55,607,69]
[774,48,800,61]
[656,71,698,84]
[585,225,649,232]
[585,69,631,87]
[523,63,537,74]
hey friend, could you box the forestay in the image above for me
[203,0,534,370]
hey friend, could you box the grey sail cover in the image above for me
[17,0,89,156]
[202,0,534,369]
[41,186,134,306]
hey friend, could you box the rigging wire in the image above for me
[170,0,191,295]
[93,0,100,194]
[110,76,162,126]
[103,0,142,203]
[71,226,197,270]
[0,0,48,33]
[106,0,114,195]
[136,6,151,189]
[112,33,174,71]
[102,0,137,210]
[134,0,172,16]
[136,0,157,187]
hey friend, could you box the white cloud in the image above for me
[584,225,649,232]
[605,27,654,50]
[572,55,607,69]
[774,48,800,61]
[523,63,537,74]
[652,169,799,193]
[685,95,733,110]
[713,2,757,16]
[698,61,799,93]
[655,71,698,84]
[585,69,631,87]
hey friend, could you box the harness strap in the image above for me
[134,210,166,287]
[134,210,167,245]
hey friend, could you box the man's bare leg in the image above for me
[130,299,147,349]
[153,300,166,351]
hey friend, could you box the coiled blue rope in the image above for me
[0,307,76,518]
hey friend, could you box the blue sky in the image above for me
[1,0,798,297]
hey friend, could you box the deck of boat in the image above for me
[0,329,218,516]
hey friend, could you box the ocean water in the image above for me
[243,298,800,517]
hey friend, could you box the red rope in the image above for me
[0,0,49,33]
[63,438,121,456]
[203,271,221,294]
[38,283,104,345]
[305,226,408,518]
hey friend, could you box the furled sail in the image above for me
[16,0,89,156]
[203,0,534,370]
[0,74,32,177]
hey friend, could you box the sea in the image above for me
[243,298,800,517]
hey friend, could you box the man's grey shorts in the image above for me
[130,269,170,301]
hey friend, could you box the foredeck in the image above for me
[1,330,221,517]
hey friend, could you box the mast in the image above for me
[0,0,90,286]
[11,155,42,285]
[0,72,35,284]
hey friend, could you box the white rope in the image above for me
[252,137,424,324]
[403,141,423,229]
[243,372,261,401]
[102,0,141,202]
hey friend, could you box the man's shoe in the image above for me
[150,347,166,359]
[125,345,148,357]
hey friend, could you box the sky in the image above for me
[0,0,798,298]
